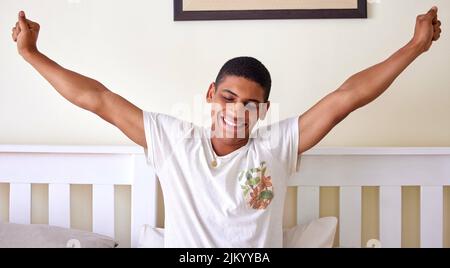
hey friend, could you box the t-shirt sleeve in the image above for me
[142,111,192,171]
[258,116,301,177]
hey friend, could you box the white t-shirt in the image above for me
[143,111,300,248]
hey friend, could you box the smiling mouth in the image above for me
[221,114,246,129]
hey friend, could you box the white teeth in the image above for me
[224,117,237,126]
[223,116,244,127]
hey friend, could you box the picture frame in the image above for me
[174,0,367,21]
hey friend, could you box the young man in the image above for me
[11,8,441,247]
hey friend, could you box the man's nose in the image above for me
[226,102,246,117]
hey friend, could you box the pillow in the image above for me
[0,222,118,248]
[283,217,338,248]
[138,217,338,248]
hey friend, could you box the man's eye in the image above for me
[223,96,234,101]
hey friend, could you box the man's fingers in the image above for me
[27,19,40,31]
[12,26,18,41]
[426,6,438,22]
[433,25,442,41]
[434,22,442,34]
[15,22,21,34]
[433,28,442,41]
[427,6,438,16]
[15,11,40,34]
[18,10,29,32]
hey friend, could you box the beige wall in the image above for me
[1,0,449,247]
[1,0,449,146]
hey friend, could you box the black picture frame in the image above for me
[174,0,367,21]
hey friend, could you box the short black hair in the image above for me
[215,56,271,101]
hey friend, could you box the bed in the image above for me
[0,145,449,248]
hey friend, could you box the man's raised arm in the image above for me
[11,11,147,148]
[298,7,441,154]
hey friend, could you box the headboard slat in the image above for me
[131,155,158,248]
[297,186,319,225]
[339,186,362,248]
[379,186,402,248]
[48,184,70,228]
[9,183,31,224]
[93,184,115,238]
[420,186,443,248]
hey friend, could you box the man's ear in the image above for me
[206,82,216,103]
[258,101,270,120]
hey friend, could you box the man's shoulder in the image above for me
[143,111,201,138]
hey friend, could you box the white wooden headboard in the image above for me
[1,145,449,248]
[290,147,450,248]
[0,145,157,248]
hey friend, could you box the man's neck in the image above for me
[210,136,249,157]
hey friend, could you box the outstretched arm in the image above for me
[11,11,146,147]
[298,7,442,154]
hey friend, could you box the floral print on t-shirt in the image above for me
[238,161,274,209]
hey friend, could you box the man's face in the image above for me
[207,75,269,141]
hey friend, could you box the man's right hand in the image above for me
[411,6,442,53]
[12,11,40,57]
